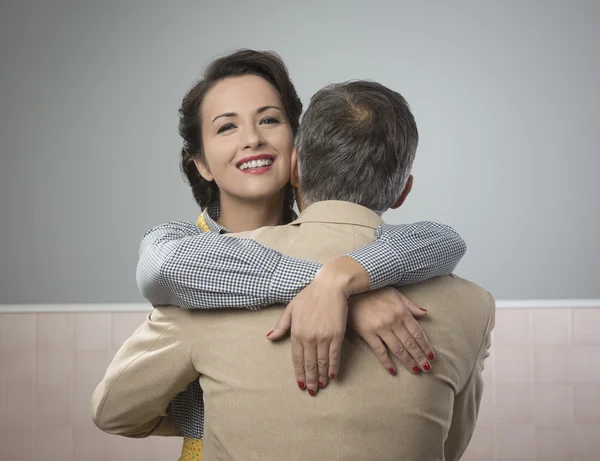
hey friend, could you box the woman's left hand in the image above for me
[347,287,434,375]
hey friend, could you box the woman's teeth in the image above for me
[238,159,273,170]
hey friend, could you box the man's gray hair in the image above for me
[295,81,418,214]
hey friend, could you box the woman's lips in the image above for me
[238,164,274,174]
[235,153,275,167]
[237,155,275,175]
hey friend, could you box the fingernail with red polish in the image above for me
[318,381,324,388]
[388,368,396,375]
[298,381,305,389]
[308,389,316,396]
[428,352,435,361]
[420,308,428,312]
[412,366,420,374]
[329,373,336,379]
[266,330,273,337]
[423,362,431,372]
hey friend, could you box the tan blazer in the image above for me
[92,201,495,461]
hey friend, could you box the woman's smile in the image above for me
[236,154,275,174]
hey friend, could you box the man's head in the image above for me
[291,80,418,214]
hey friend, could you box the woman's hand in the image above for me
[266,259,365,396]
[348,287,434,375]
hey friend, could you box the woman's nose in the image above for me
[241,126,264,150]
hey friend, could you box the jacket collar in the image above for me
[291,201,383,229]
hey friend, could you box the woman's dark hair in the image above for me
[179,49,302,223]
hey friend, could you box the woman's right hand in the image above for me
[267,256,373,396]
[266,273,350,397]
[348,287,434,375]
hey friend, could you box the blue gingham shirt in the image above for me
[136,203,466,439]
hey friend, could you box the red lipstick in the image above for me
[236,154,275,175]
[235,154,274,167]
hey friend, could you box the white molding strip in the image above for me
[0,300,599,313]
[0,304,151,313]
[496,299,599,309]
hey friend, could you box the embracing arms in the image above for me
[137,221,466,309]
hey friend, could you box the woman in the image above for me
[137,49,466,460]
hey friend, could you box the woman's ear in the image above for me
[290,147,300,188]
[193,158,214,182]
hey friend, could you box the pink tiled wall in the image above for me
[1,308,600,461]
[0,311,181,461]
[462,308,600,461]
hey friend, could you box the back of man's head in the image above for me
[295,80,418,214]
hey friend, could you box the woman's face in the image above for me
[196,75,294,204]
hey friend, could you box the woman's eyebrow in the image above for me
[212,112,236,122]
[212,106,282,122]
[257,105,283,114]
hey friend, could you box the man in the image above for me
[92,80,494,461]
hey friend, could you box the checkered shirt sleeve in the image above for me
[346,222,467,290]
[136,221,321,310]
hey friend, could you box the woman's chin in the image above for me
[234,181,288,200]
[232,187,286,203]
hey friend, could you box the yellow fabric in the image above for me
[196,211,211,233]
[179,437,203,460]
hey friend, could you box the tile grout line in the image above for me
[71,312,76,461]
[32,313,37,461]
[491,327,498,461]
[529,308,536,461]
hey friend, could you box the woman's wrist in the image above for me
[315,256,371,297]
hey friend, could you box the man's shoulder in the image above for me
[446,274,494,308]
[402,275,495,334]
[449,274,495,318]
[405,274,492,305]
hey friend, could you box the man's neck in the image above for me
[217,192,285,232]
[296,190,308,213]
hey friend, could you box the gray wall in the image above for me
[1,0,598,303]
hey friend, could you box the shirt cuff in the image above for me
[268,256,322,305]
[346,240,403,290]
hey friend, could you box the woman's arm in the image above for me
[136,221,321,309]
[137,220,466,309]
[346,222,467,290]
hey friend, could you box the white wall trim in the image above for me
[0,304,152,313]
[0,300,598,313]
[496,299,599,309]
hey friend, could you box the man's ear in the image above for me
[391,175,413,209]
[193,158,214,182]
[290,147,300,188]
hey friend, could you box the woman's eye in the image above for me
[217,123,235,134]
[260,117,281,125]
